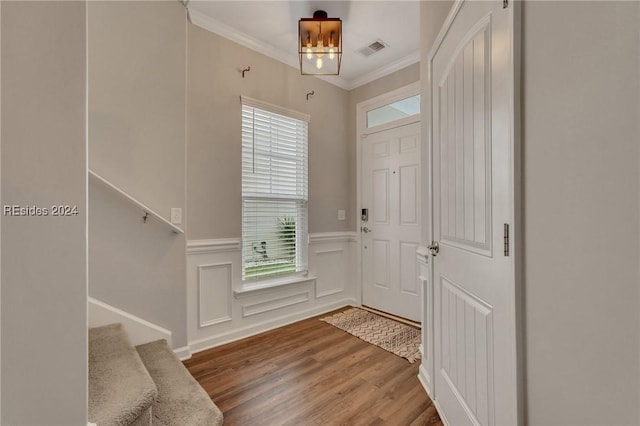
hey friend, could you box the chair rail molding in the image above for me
[308,231,359,244]
[187,238,242,254]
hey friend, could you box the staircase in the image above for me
[89,324,223,426]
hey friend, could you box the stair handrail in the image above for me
[89,169,184,234]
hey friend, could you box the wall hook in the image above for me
[242,66,251,78]
[143,212,149,223]
[306,90,315,100]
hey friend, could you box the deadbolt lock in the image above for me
[428,241,440,256]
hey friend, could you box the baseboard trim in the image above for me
[173,346,192,361]
[88,297,172,347]
[188,298,356,354]
[418,364,433,398]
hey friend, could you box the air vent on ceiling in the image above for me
[357,40,388,57]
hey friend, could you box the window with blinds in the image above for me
[241,98,309,281]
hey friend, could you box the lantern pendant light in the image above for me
[298,10,342,75]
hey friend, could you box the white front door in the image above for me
[430,1,519,425]
[361,122,422,322]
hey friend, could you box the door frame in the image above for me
[424,0,523,423]
[355,81,421,308]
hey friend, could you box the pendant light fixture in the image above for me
[299,10,342,75]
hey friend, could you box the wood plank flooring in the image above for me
[184,308,443,425]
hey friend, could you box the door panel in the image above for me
[438,19,492,254]
[373,169,390,224]
[431,1,517,425]
[400,165,419,225]
[362,122,422,321]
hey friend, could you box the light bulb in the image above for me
[316,56,323,69]
[305,32,312,59]
[328,31,335,60]
[317,35,324,54]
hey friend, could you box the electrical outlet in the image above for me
[338,209,346,221]
[170,208,182,225]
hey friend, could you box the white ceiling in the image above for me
[187,1,421,90]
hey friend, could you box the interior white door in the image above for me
[430,1,518,425]
[362,122,422,322]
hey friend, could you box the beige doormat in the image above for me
[321,307,421,363]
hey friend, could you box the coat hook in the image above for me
[242,66,251,78]
[306,90,315,100]
[143,212,149,223]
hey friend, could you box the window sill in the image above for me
[234,274,317,298]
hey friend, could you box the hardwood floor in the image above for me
[184,308,443,425]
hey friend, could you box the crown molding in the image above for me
[347,51,420,90]
[187,7,419,91]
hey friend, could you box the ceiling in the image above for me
[187,1,421,90]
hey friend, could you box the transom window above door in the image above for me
[366,94,420,128]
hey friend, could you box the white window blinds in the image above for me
[241,98,309,281]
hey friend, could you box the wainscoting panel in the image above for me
[313,249,346,298]
[186,232,358,354]
[242,291,310,317]
[198,262,232,327]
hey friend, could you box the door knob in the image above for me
[362,226,372,233]
[428,241,439,256]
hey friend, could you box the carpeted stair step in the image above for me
[89,323,158,426]
[136,340,223,426]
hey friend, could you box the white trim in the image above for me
[315,288,345,298]
[314,248,344,256]
[309,232,358,244]
[418,364,434,407]
[348,51,420,90]
[234,274,316,297]
[427,0,465,63]
[188,234,357,254]
[241,291,310,317]
[187,7,419,91]
[88,297,173,347]
[188,299,356,354]
[88,170,184,234]
[240,96,310,123]
[198,262,233,328]
[187,238,241,254]
[173,346,192,361]
[358,81,422,135]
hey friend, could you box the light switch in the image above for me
[338,209,346,221]
[171,208,182,225]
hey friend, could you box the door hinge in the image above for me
[503,223,510,256]
[503,0,508,8]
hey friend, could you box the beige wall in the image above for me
[88,1,188,347]
[187,25,351,239]
[1,1,87,424]
[522,2,640,424]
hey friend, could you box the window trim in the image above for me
[240,96,311,123]
[240,97,310,284]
